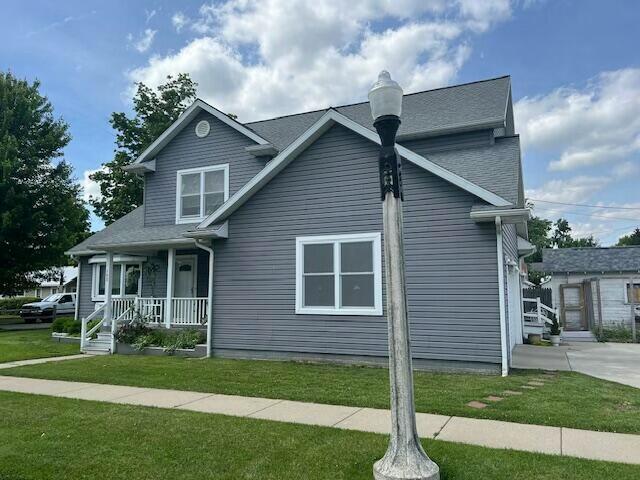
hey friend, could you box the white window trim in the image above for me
[295,232,382,316]
[175,164,229,224]
[91,262,143,301]
[624,280,640,304]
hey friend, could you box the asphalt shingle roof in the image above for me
[246,76,511,150]
[542,247,640,273]
[67,207,198,254]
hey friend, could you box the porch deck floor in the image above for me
[1,373,640,465]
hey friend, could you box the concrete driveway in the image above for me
[512,343,640,389]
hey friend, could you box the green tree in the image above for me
[0,72,89,295]
[90,74,197,224]
[526,216,552,263]
[617,228,640,246]
[552,218,599,248]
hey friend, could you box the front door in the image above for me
[174,256,197,298]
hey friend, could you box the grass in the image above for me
[0,330,78,363]
[0,391,638,480]
[3,355,640,434]
[0,314,23,325]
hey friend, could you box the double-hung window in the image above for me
[296,233,382,315]
[176,164,229,224]
[625,281,640,304]
[92,263,141,300]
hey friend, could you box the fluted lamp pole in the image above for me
[369,71,440,480]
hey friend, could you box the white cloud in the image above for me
[515,68,640,171]
[526,176,611,210]
[172,12,189,32]
[128,0,514,122]
[145,9,157,24]
[129,28,157,53]
[81,168,103,203]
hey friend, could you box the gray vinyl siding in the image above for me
[502,223,518,360]
[144,111,267,227]
[211,124,501,365]
[77,257,95,319]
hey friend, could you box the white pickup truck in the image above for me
[19,293,76,323]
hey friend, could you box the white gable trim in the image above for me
[133,99,269,165]
[197,109,511,229]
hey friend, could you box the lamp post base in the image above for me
[373,449,440,480]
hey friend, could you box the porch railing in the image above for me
[523,297,558,326]
[108,297,208,326]
[171,297,208,325]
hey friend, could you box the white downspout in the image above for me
[195,240,214,358]
[74,257,81,321]
[495,216,509,377]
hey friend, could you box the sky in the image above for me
[1,0,639,244]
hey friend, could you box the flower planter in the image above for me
[550,334,561,347]
[51,332,81,344]
[116,342,206,358]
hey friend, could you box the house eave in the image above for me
[396,117,505,142]
[123,159,156,174]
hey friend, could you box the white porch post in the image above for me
[195,240,214,358]
[166,248,175,329]
[104,252,114,327]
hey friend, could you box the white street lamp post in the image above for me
[369,71,440,480]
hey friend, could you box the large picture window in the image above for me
[176,164,229,223]
[295,233,382,315]
[92,262,142,300]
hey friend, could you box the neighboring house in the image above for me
[541,246,640,339]
[23,266,78,299]
[68,76,531,374]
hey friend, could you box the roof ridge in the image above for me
[245,75,511,126]
[546,245,640,250]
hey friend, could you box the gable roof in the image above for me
[197,109,512,229]
[247,76,512,150]
[542,246,640,273]
[133,99,270,165]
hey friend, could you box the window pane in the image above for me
[303,275,334,307]
[628,284,640,303]
[204,192,225,215]
[341,274,374,307]
[303,244,333,273]
[181,195,200,217]
[124,264,141,295]
[111,265,122,295]
[181,173,200,195]
[98,265,105,296]
[204,170,225,193]
[341,241,373,273]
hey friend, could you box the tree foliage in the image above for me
[0,72,89,295]
[617,228,640,246]
[90,74,197,224]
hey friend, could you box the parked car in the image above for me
[20,293,76,323]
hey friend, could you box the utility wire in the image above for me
[528,198,640,211]
[533,207,640,223]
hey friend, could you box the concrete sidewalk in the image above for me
[0,354,88,370]
[1,375,639,465]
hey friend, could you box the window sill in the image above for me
[175,217,205,225]
[295,306,383,316]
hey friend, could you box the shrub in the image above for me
[115,320,151,344]
[0,296,40,313]
[595,323,634,343]
[51,317,78,334]
[161,329,205,353]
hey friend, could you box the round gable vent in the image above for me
[195,120,211,138]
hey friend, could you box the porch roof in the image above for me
[66,207,226,255]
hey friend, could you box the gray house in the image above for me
[541,246,640,341]
[68,76,531,374]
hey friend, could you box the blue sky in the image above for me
[2,0,639,244]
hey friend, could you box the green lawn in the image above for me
[0,391,637,480]
[3,355,640,434]
[0,330,78,363]
[0,314,23,325]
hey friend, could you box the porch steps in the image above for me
[83,332,112,355]
[562,331,597,343]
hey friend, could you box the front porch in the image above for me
[79,242,215,355]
